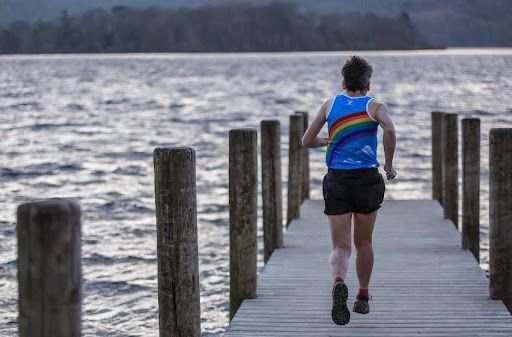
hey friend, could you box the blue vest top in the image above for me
[325,94,379,170]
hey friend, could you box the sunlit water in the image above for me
[1,49,511,336]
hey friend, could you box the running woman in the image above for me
[302,56,397,326]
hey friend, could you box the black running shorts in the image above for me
[322,168,385,215]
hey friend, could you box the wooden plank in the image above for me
[224,200,512,336]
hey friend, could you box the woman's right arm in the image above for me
[369,100,397,180]
[302,99,331,148]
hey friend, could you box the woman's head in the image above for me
[341,56,373,93]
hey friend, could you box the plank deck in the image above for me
[224,200,512,336]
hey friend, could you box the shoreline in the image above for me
[0,47,512,59]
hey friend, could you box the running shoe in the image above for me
[352,294,371,314]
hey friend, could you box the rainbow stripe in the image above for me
[326,111,378,166]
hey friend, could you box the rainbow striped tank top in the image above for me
[325,94,379,170]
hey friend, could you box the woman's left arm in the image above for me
[302,99,331,148]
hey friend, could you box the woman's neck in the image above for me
[345,90,367,97]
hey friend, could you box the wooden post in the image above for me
[461,118,480,261]
[432,111,444,204]
[153,147,201,337]
[261,120,283,264]
[287,114,303,226]
[295,111,310,202]
[229,129,257,320]
[489,128,512,311]
[441,113,458,227]
[17,199,82,337]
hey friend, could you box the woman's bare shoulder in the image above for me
[317,97,334,119]
[324,97,335,107]
[368,98,388,112]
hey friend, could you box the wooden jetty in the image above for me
[13,112,512,337]
[224,199,512,336]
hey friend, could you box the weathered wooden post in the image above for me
[441,113,458,227]
[154,147,201,337]
[261,120,283,263]
[296,111,310,202]
[431,111,444,204]
[229,129,258,320]
[489,128,512,311]
[287,113,303,226]
[17,198,82,337]
[461,118,480,261]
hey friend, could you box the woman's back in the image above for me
[326,94,379,170]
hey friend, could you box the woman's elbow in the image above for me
[302,135,312,147]
[383,125,396,137]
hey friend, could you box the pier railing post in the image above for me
[229,129,258,320]
[287,113,303,226]
[261,121,283,264]
[295,111,310,202]
[153,147,201,337]
[17,198,82,337]
[442,113,458,227]
[489,128,512,311]
[461,118,480,261]
[431,111,444,204]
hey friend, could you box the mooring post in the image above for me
[295,111,310,202]
[431,111,444,204]
[287,113,303,226]
[229,129,258,320]
[441,113,458,227]
[153,147,201,337]
[489,128,512,312]
[461,118,480,261]
[17,198,82,337]
[261,120,283,264]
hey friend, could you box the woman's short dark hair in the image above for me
[341,56,373,92]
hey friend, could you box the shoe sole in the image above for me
[331,282,350,325]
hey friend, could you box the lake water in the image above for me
[1,49,511,336]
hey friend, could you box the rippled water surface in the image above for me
[1,49,511,336]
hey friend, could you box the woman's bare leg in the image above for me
[328,213,352,283]
[353,211,377,289]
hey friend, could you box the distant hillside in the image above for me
[317,0,512,47]
[0,0,199,24]
[0,0,510,47]
[0,3,435,54]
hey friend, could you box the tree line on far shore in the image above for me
[0,3,437,54]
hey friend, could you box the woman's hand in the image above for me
[384,165,397,180]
